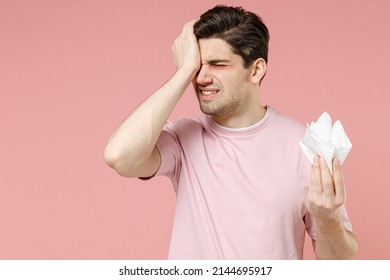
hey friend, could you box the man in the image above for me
[104,5,358,259]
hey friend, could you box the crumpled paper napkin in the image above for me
[299,112,352,173]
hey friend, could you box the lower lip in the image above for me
[199,91,220,101]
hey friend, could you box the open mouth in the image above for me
[201,90,218,96]
[198,88,220,100]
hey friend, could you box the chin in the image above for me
[200,107,219,116]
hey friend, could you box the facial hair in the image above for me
[196,82,249,118]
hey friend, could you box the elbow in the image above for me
[104,147,135,177]
[103,145,118,168]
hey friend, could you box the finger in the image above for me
[188,18,199,26]
[183,19,199,34]
[319,156,335,198]
[332,157,346,203]
[310,156,322,194]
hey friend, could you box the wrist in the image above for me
[314,212,344,232]
[176,65,198,81]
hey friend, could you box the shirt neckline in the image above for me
[206,105,276,137]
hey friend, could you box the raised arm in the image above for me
[104,20,200,178]
[307,156,359,259]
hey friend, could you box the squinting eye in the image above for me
[213,64,227,68]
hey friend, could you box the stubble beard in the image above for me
[195,79,250,117]
[198,92,247,117]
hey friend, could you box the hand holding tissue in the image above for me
[299,112,352,173]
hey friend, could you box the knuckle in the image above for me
[323,202,333,210]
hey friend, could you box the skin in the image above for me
[104,20,358,259]
[193,38,266,128]
[308,156,358,259]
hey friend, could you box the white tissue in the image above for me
[299,112,352,173]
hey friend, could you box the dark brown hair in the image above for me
[194,5,270,68]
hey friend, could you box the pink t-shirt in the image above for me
[155,106,352,259]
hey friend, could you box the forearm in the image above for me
[104,68,195,174]
[314,215,358,260]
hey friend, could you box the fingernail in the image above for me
[334,157,340,166]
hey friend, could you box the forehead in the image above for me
[198,38,241,63]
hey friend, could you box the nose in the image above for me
[196,65,213,85]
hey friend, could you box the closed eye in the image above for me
[210,64,228,68]
[205,58,230,68]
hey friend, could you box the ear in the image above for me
[250,58,267,84]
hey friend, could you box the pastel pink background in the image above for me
[1,0,389,259]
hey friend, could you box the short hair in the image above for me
[194,5,270,68]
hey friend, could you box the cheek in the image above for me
[219,71,246,88]
[211,71,231,86]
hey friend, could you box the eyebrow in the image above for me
[204,58,230,64]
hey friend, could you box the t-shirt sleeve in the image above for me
[154,122,182,179]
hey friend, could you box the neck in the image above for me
[212,103,267,129]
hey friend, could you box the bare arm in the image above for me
[307,156,359,259]
[104,20,200,178]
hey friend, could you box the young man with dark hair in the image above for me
[104,5,358,259]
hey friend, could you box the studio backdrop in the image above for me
[1,0,389,259]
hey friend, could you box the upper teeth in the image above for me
[202,90,217,95]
